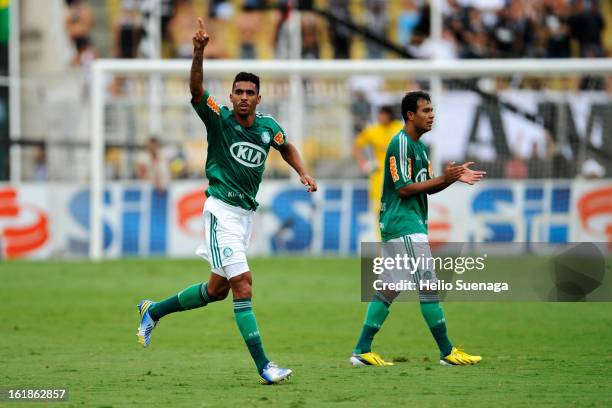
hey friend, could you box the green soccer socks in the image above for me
[148,282,218,321]
[420,301,453,357]
[234,298,270,373]
[353,293,391,355]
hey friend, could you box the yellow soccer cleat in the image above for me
[349,352,395,366]
[440,346,482,366]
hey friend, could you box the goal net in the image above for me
[14,58,610,258]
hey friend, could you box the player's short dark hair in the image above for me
[233,72,260,93]
[401,91,431,122]
[379,105,395,118]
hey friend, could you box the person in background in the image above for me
[113,0,144,59]
[364,0,388,59]
[504,153,528,179]
[353,106,403,227]
[168,0,208,58]
[580,157,605,179]
[136,137,171,192]
[328,0,353,59]
[397,0,421,48]
[71,36,98,67]
[64,0,94,53]
[33,145,48,182]
[301,11,321,59]
[542,0,572,58]
[237,0,265,59]
[569,0,605,57]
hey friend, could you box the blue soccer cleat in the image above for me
[137,300,158,348]
[259,362,293,385]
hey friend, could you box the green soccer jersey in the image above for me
[191,90,287,210]
[379,130,433,241]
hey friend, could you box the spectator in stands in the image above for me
[397,0,420,48]
[504,153,528,179]
[328,0,353,59]
[459,6,491,58]
[364,0,388,59]
[237,0,265,59]
[71,36,97,67]
[412,2,430,38]
[569,0,606,57]
[110,0,145,95]
[351,91,371,135]
[113,0,144,59]
[160,0,176,40]
[169,144,189,179]
[33,145,48,182]
[491,0,536,58]
[527,141,551,178]
[409,27,459,59]
[444,0,469,52]
[542,0,572,58]
[272,0,291,58]
[461,29,490,59]
[168,0,226,58]
[208,0,233,20]
[580,157,605,179]
[301,12,321,59]
[168,0,198,58]
[105,147,123,180]
[206,0,233,58]
[136,137,171,192]
[64,0,94,53]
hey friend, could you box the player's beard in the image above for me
[235,107,252,119]
[234,101,254,118]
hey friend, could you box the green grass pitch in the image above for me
[1,258,611,407]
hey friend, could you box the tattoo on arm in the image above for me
[190,48,204,101]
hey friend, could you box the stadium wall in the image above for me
[1,179,611,260]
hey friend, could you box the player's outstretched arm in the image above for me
[278,143,317,192]
[458,161,486,185]
[397,162,464,198]
[190,18,209,103]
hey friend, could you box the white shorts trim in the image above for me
[211,262,250,280]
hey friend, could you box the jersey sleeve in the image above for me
[269,118,287,149]
[387,137,414,190]
[191,90,224,133]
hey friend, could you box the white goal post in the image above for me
[89,58,612,260]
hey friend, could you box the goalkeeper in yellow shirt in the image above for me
[353,106,403,226]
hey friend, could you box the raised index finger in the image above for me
[197,17,205,30]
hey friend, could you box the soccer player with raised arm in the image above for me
[350,91,485,367]
[136,18,317,385]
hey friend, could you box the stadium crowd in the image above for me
[20,0,605,183]
[64,0,610,61]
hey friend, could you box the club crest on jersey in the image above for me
[389,156,399,182]
[261,131,271,144]
[207,95,220,115]
[274,131,284,145]
[230,142,267,167]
